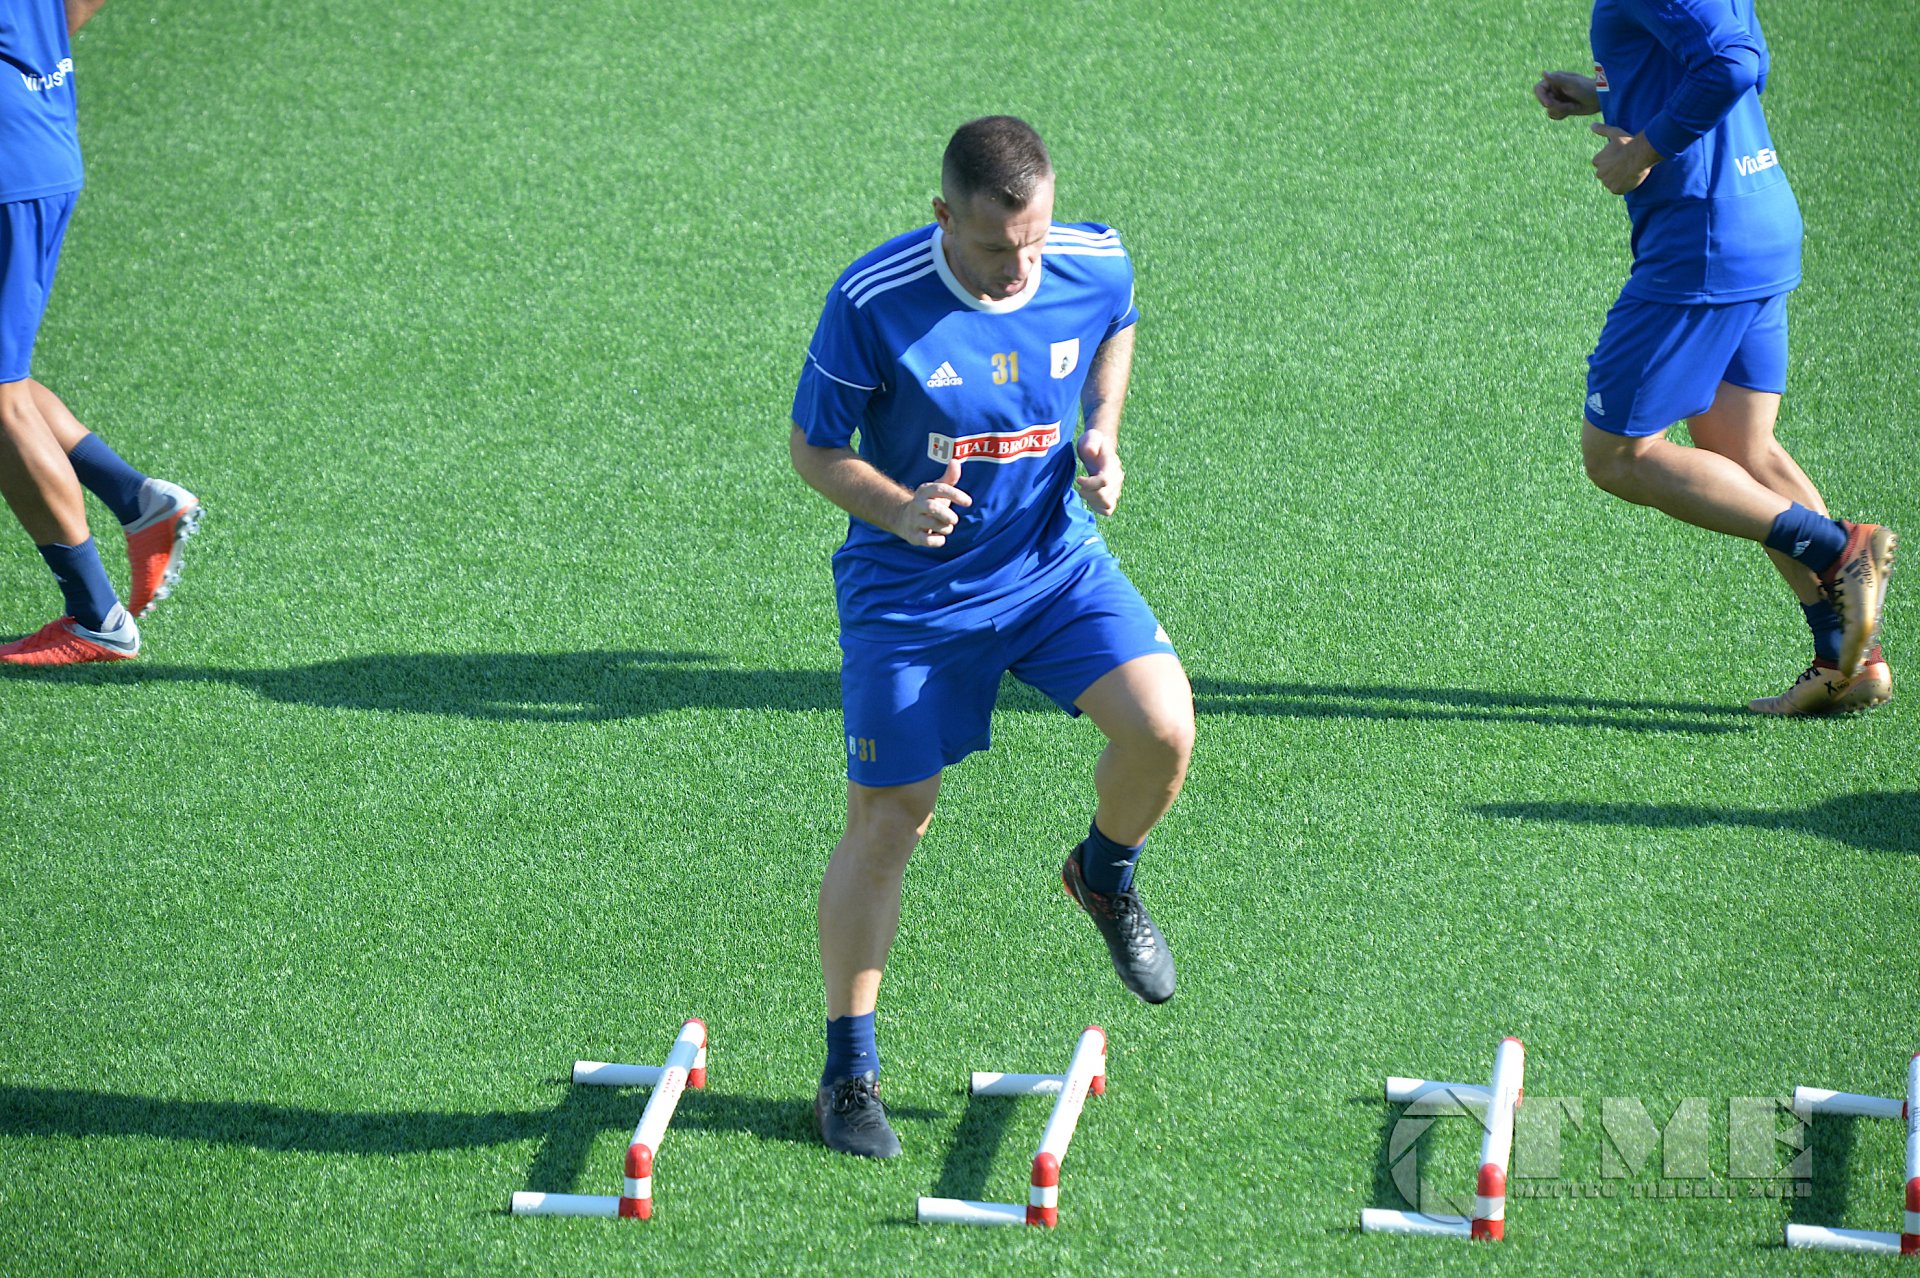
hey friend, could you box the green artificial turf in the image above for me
[1,1,1914,1274]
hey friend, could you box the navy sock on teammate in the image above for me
[1763,503,1848,573]
[65,433,150,527]
[37,538,119,631]
[1799,600,1843,664]
[822,1012,878,1084]
[1078,820,1144,895]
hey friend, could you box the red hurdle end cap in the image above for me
[1090,1073,1106,1096]
[1086,1024,1107,1050]
[686,1017,708,1040]
[1477,1164,1507,1198]
[689,1067,707,1089]
[1027,1205,1057,1227]
[1906,1176,1920,1212]
[1031,1151,1060,1188]
[626,1144,653,1178]
[1470,1218,1503,1242]
[618,1196,651,1220]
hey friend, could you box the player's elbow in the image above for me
[1707,40,1762,98]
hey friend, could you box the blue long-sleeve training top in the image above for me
[1591,0,1801,303]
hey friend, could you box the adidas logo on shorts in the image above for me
[926,361,963,388]
[1585,391,1605,418]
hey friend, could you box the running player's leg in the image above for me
[815,773,939,1157]
[1011,556,1188,1002]
[1075,653,1195,846]
[816,628,996,1156]
[32,379,202,617]
[1688,381,1891,713]
[0,194,135,662]
[1580,294,1893,676]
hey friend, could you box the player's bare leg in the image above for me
[1062,653,1194,1004]
[1076,653,1195,843]
[814,773,939,1157]
[1581,417,1792,539]
[1582,415,1894,686]
[1685,383,1891,713]
[0,379,88,546]
[30,379,201,617]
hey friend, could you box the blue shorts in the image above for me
[0,192,77,384]
[839,551,1176,788]
[1584,292,1789,437]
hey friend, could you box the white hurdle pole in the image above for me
[1363,1036,1524,1243]
[1793,1087,1907,1121]
[620,1018,707,1220]
[1472,1037,1525,1241]
[1359,1209,1473,1238]
[508,1192,621,1218]
[918,1025,1108,1229]
[1905,1051,1919,1256]
[1782,1050,1920,1256]
[1385,1077,1493,1107]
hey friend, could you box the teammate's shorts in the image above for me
[0,192,77,384]
[1584,291,1789,437]
[838,550,1177,788]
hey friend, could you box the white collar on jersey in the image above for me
[932,224,1044,314]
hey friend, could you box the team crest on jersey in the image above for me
[927,423,1061,465]
[1593,63,1609,90]
[1050,339,1080,379]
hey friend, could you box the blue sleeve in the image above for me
[1627,0,1764,159]
[791,282,884,450]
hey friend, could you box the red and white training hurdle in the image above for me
[917,1025,1107,1228]
[1362,1036,1525,1242]
[1785,1051,1919,1257]
[509,1017,707,1221]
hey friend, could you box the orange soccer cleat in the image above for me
[1820,521,1896,677]
[123,479,202,617]
[1748,647,1891,716]
[0,609,140,666]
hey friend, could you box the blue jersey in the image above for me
[1592,0,1800,303]
[0,0,84,203]
[793,221,1139,639]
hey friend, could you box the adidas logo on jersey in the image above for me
[926,361,963,388]
[1585,392,1605,418]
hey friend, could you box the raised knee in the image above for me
[1582,442,1635,495]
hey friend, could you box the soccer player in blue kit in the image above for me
[1536,0,1896,714]
[790,117,1195,1157]
[0,0,201,666]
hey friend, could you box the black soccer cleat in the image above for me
[1062,846,1176,1004]
[815,1071,902,1158]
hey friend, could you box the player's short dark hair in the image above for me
[942,116,1052,210]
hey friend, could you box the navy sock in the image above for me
[1078,820,1145,895]
[1801,600,1843,664]
[65,433,148,527]
[822,1012,878,1085]
[37,538,120,631]
[1763,503,1848,573]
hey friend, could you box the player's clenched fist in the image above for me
[1534,70,1599,119]
[896,458,971,546]
[1074,430,1123,517]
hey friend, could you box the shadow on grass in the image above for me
[5,654,1753,735]
[0,649,838,721]
[924,1093,1021,1205]
[1789,1111,1859,1236]
[1474,791,1920,855]
[1192,678,1750,736]
[0,1080,928,1195]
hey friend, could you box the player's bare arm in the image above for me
[1589,123,1663,195]
[790,425,972,547]
[1075,323,1134,518]
[1534,70,1600,118]
[65,0,105,33]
